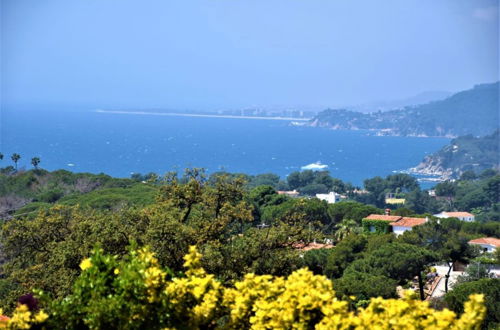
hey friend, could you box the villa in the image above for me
[315,192,340,204]
[277,190,300,198]
[434,211,475,222]
[468,237,500,253]
[362,209,427,235]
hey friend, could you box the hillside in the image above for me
[309,82,499,137]
[410,130,500,179]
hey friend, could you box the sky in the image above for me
[1,0,499,111]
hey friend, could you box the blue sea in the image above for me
[0,108,450,187]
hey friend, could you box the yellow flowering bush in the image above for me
[1,246,486,329]
[0,305,48,329]
[165,246,223,328]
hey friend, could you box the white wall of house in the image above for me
[471,243,497,253]
[434,213,475,222]
[316,192,338,204]
[392,226,411,236]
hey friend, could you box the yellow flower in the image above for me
[8,246,486,329]
[34,310,48,323]
[79,258,92,271]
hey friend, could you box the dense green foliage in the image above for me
[361,219,392,234]
[445,279,500,329]
[0,170,325,311]
[0,166,498,321]
[0,169,157,218]
[434,172,500,221]
[286,170,354,195]
[311,82,499,137]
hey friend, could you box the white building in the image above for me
[468,237,500,253]
[434,212,475,222]
[315,192,340,204]
[363,212,427,235]
[390,217,427,236]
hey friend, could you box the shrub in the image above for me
[0,246,487,329]
[445,278,500,329]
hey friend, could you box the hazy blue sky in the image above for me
[1,0,498,110]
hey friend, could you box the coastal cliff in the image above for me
[308,82,499,138]
[410,131,500,179]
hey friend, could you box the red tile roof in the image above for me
[469,237,500,247]
[364,214,427,228]
[293,242,334,251]
[364,214,402,221]
[277,190,299,195]
[390,217,427,227]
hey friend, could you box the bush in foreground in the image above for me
[446,278,500,329]
[0,247,487,329]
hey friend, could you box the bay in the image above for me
[0,108,450,186]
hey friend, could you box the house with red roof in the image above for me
[434,211,475,222]
[468,237,500,253]
[390,217,428,236]
[362,209,427,236]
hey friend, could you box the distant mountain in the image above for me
[349,90,453,113]
[410,130,500,179]
[309,82,499,137]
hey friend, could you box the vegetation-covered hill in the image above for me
[411,130,500,179]
[0,167,499,328]
[0,168,158,219]
[309,82,499,137]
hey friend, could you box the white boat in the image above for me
[301,162,328,171]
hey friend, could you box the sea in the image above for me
[0,108,450,187]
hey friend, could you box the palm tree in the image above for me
[11,153,20,170]
[333,218,360,242]
[31,157,41,170]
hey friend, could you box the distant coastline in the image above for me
[95,110,311,121]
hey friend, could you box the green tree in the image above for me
[386,173,419,193]
[302,248,332,275]
[479,168,498,179]
[484,175,500,205]
[345,243,437,300]
[11,153,21,170]
[445,279,500,329]
[404,189,439,213]
[333,218,360,242]
[328,201,380,226]
[435,181,457,197]
[334,271,398,304]
[31,157,41,170]
[460,170,477,181]
[324,234,367,279]
[363,176,387,207]
[400,220,478,293]
[249,173,280,188]
[298,183,328,195]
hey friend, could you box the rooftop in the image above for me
[364,214,427,228]
[364,214,402,221]
[277,190,299,196]
[390,217,427,227]
[293,242,334,251]
[440,212,474,218]
[469,237,500,247]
